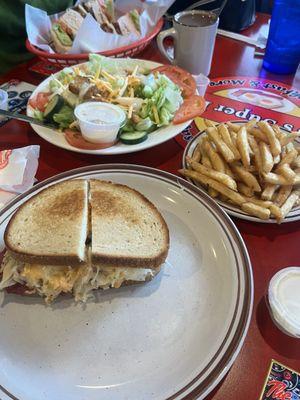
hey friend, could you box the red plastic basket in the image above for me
[26,18,163,68]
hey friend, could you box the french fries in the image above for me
[192,143,201,163]
[186,157,237,190]
[244,197,272,208]
[237,182,254,197]
[280,190,300,220]
[273,154,280,165]
[226,122,240,133]
[232,165,261,192]
[272,124,285,142]
[274,185,293,206]
[206,127,235,163]
[248,127,268,143]
[199,140,212,168]
[280,132,300,146]
[292,155,300,169]
[263,172,292,186]
[257,121,281,156]
[179,169,245,206]
[269,204,282,222]
[259,142,274,173]
[248,135,263,173]
[236,127,250,168]
[203,140,226,173]
[208,187,219,198]
[180,120,300,222]
[218,124,241,160]
[278,148,297,167]
[241,202,270,220]
[276,164,296,183]
[261,184,278,201]
[204,119,217,127]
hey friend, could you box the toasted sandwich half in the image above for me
[0,179,169,304]
[0,179,89,303]
[88,180,169,290]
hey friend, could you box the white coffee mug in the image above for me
[157,10,219,76]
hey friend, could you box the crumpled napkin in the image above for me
[25,0,174,55]
[0,146,40,209]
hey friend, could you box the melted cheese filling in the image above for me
[0,252,154,304]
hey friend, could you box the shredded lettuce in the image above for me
[53,105,75,129]
[164,86,183,114]
[135,72,183,128]
[57,68,75,84]
[49,68,75,95]
[135,117,153,132]
[88,54,122,76]
[129,9,141,33]
[121,119,135,133]
[33,109,44,121]
[88,54,150,77]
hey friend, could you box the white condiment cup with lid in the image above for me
[74,102,126,145]
[268,266,300,338]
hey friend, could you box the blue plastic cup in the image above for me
[263,0,300,74]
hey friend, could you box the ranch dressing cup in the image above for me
[268,267,300,338]
[75,102,126,145]
[157,10,219,76]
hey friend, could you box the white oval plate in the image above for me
[0,165,253,400]
[26,59,191,155]
[183,122,300,223]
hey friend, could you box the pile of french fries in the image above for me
[180,119,300,222]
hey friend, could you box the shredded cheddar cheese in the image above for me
[131,65,139,77]
[152,105,160,125]
[101,70,116,82]
[118,77,128,97]
[128,104,133,119]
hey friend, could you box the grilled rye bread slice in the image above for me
[89,179,169,269]
[4,179,89,266]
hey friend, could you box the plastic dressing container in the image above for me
[268,267,300,338]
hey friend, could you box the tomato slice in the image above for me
[173,95,206,124]
[28,92,51,112]
[152,65,196,98]
[64,130,116,150]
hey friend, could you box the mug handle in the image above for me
[157,28,177,64]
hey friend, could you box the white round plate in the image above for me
[27,59,191,155]
[0,165,253,400]
[183,122,300,223]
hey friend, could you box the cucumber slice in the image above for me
[44,95,64,122]
[119,131,148,145]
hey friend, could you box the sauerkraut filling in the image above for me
[0,251,154,304]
